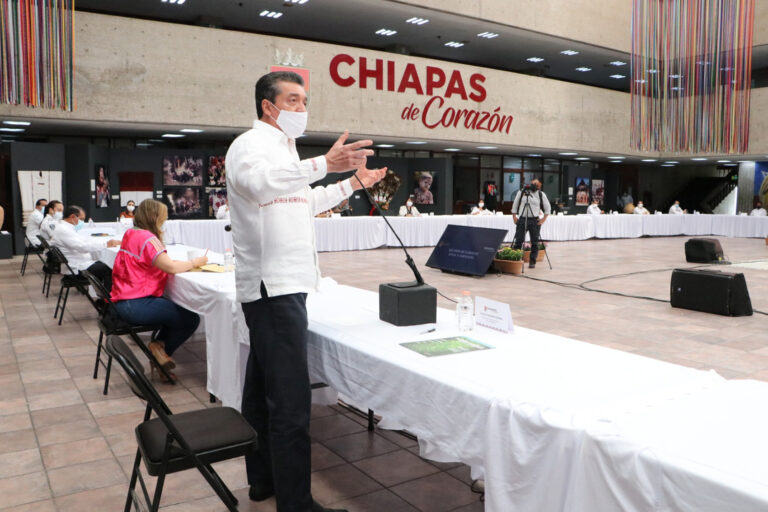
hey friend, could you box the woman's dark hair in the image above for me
[255,71,304,118]
[45,200,62,216]
[63,205,82,219]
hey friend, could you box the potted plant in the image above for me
[493,247,524,274]
[522,241,547,262]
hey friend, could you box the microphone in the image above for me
[224,224,231,232]
[352,173,436,326]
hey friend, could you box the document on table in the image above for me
[400,336,492,357]
[475,296,514,333]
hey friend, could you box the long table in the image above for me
[98,244,768,511]
[93,214,768,255]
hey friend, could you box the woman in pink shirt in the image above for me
[111,199,208,381]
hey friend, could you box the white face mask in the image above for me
[406,201,413,207]
[54,211,63,220]
[269,100,307,139]
[638,204,644,208]
[478,203,484,208]
[127,205,135,212]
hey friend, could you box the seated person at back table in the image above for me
[111,199,207,382]
[669,200,686,214]
[120,200,136,219]
[587,199,603,215]
[50,205,120,290]
[216,198,230,220]
[398,197,420,217]
[26,198,47,247]
[40,200,63,240]
[633,202,649,215]
[750,201,767,216]
[471,199,493,215]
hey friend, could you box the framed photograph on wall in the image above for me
[591,179,605,205]
[164,187,203,218]
[95,164,111,208]
[575,177,590,206]
[206,187,227,218]
[413,171,435,205]
[208,156,226,187]
[163,156,204,186]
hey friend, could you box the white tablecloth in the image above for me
[711,215,768,238]
[590,214,645,238]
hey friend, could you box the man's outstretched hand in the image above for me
[352,159,387,191]
[326,131,374,173]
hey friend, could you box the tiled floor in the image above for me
[0,235,766,511]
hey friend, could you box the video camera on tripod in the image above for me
[522,183,537,195]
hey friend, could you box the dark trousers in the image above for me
[113,296,200,355]
[513,217,542,261]
[241,288,311,512]
[85,261,113,293]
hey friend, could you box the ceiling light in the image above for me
[641,159,657,162]
[560,50,579,56]
[259,10,283,18]
[608,156,626,159]
[610,74,626,79]
[724,163,738,166]
[0,127,24,132]
[287,0,309,4]
[691,157,707,161]
[476,146,497,149]
[148,139,164,142]
[375,29,397,36]
[406,17,429,25]
[559,152,577,156]
[161,133,185,138]
[444,148,461,152]
[528,154,542,157]
[717,160,731,163]
[609,61,627,66]
[664,161,679,164]
[575,67,591,72]
[406,141,427,144]
[575,157,590,160]
[375,144,395,148]
[2,120,30,126]
[527,57,544,63]
[477,32,499,39]
[737,160,752,163]
[661,164,675,167]
[445,41,464,48]
[180,128,203,133]
[136,143,152,147]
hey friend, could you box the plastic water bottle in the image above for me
[88,218,94,227]
[224,248,233,272]
[456,290,474,332]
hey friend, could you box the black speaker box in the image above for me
[0,232,12,259]
[379,282,437,326]
[670,269,752,316]
[684,238,724,263]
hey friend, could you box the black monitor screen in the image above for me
[426,224,508,276]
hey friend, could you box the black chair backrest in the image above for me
[106,335,172,416]
[81,269,111,303]
[36,235,50,250]
[47,246,77,275]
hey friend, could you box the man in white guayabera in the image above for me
[226,71,386,512]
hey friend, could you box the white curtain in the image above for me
[17,170,63,226]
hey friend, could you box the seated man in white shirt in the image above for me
[749,201,767,216]
[633,201,649,215]
[25,198,47,246]
[216,198,230,220]
[398,196,420,217]
[51,205,120,290]
[669,200,686,215]
[587,199,603,215]
[471,199,493,215]
[40,200,63,241]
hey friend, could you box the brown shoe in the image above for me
[150,362,177,383]
[148,341,176,370]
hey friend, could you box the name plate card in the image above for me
[475,296,514,333]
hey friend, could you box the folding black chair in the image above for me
[106,335,257,512]
[20,233,45,275]
[48,246,93,325]
[81,270,171,394]
[34,236,58,296]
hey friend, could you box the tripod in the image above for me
[514,190,553,273]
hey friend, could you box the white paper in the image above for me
[90,179,96,191]
[475,296,514,333]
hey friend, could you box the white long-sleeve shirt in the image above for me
[634,205,649,215]
[216,205,230,220]
[587,204,602,215]
[750,207,767,217]
[25,208,45,245]
[40,215,58,240]
[226,120,354,302]
[50,221,108,272]
[669,204,684,215]
[398,205,420,216]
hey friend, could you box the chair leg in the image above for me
[20,251,28,275]
[93,331,104,379]
[58,287,71,325]
[45,274,52,297]
[130,332,176,386]
[124,449,142,512]
[204,464,239,507]
[103,355,112,395]
[195,463,238,511]
[54,285,64,319]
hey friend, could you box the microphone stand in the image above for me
[352,173,424,287]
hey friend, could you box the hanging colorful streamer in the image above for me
[631,0,754,153]
[0,0,75,111]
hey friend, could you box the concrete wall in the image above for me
[0,12,633,157]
